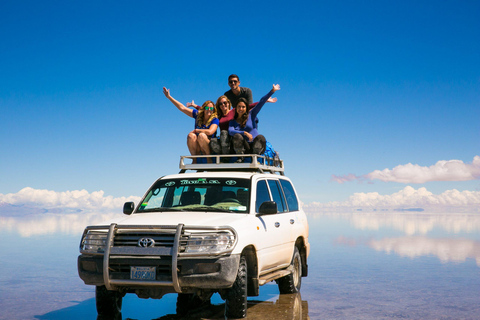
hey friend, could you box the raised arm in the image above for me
[250,84,281,119]
[163,87,193,117]
[248,97,277,110]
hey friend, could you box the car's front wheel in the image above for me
[225,255,248,318]
[95,285,123,319]
[276,246,302,294]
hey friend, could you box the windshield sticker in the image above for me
[225,180,237,185]
[180,179,220,185]
[230,206,247,211]
[140,202,148,207]
[164,181,175,187]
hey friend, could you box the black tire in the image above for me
[95,285,123,318]
[176,293,210,316]
[276,247,302,294]
[225,256,248,318]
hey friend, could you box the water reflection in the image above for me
[142,292,308,320]
[2,210,480,319]
[322,212,480,267]
[37,292,309,320]
[306,211,480,235]
[369,236,480,266]
[0,211,122,237]
[349,212,480,235]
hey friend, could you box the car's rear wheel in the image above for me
[276,246,302,294]
[225,255,248,318]
[95,285,123,319]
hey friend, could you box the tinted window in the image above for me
[280,180,299,211]
[256,180,271,213]
[268,180,286,213]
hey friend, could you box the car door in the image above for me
[255,179,295,272]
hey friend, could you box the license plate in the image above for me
[130,266,156,280]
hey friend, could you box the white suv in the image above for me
[77,155,310,319]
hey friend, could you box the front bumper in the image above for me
[78,253,240,290]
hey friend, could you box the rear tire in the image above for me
[225,255,248,318]
[95,285,122,318]
[276,247,302,294]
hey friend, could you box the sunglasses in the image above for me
[220,101,229,106]
[229,80,238,84]
[204,106,215,111]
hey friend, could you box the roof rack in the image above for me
[179,154,285,175]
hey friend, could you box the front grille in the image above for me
[113,232,177,247]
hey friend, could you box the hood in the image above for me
[94,211,250,229]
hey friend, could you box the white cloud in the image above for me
[332,156,480,184]
[0,187,141,211]
[304,186,480,212]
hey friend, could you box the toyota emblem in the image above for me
[138,238,155,247]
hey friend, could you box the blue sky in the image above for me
[1,0,479,208]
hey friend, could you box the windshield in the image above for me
[137,177,250,213]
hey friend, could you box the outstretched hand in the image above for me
[186,100,197,108]
[162,87,171,98]
[272,84,281,92]
[267,97,278,103]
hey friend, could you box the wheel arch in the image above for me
[295,237,308,277]
[241,245,259,296]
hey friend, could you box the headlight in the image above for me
[81,230,108,253]
[185,232,235,253]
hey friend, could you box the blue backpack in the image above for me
[262,141,280,166]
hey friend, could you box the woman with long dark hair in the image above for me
[228,84,280,158]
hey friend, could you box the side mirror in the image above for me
[257,201,277,216]
[123,202,135,215]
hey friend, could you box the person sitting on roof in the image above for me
[224,74,252,108]
[228,84,280,160]
[188,95,278,156]
[163,87,218,159]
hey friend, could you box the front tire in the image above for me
[276,247,302,294]
[95,285,123,318]
[225,255,248,318]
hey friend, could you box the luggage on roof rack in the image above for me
[179,154,284,175]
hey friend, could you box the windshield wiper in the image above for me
[180,206,234,213]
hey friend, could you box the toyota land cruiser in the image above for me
[77,154,310,319]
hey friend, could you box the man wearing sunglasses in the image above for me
[224,74,253,108]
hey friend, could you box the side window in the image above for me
[267,180,286,213]
[256,180,271,213]
[280,180,299,211]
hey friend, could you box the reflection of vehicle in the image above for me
[248,292,309,320]
[77,155,310,319]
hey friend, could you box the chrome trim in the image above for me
[103,223,117,290]
[171,223,184,293]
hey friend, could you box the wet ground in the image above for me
[1,210,480,319]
